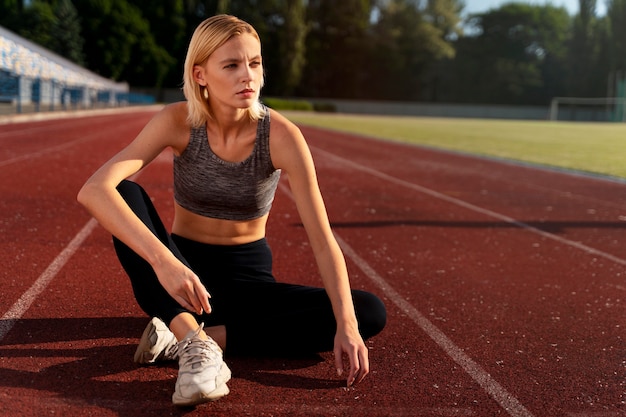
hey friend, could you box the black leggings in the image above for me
[113,180,386,355]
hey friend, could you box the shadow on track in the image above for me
[0,317,339,416]
[317,220,626,234]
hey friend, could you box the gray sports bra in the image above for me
[173,109,281,220]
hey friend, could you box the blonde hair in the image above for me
[183,15,266,127]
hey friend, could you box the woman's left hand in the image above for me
[334,328,369,387]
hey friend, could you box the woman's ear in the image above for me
[193,65,206,86]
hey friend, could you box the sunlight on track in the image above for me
[301,144,626,415]
[0,138,95,168]
[334,234,535,417]
[0,219,98,342]
[0,119,140,168]
[311,146,626,268]
[278,183,534,417]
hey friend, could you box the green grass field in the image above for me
[283,111,626,180]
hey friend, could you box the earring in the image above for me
[203,87,209,100]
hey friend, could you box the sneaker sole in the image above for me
[172,362,232,407]
[134,318,163,364]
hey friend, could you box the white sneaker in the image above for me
[172,323,231,406]
[134,317,179,364]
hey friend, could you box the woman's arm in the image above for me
[76,103,211,315]
[269,111,369,386]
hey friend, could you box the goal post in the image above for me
[549,97,626,122]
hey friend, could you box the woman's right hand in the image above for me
[153,256,212,315]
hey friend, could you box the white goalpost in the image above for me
[549,97,626,122]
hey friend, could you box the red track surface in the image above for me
[0,109,624,417]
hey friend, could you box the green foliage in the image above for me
[223,0,308,96]
[262,97,314,111]
[52,0,85,65]
[299,0,377,98]
[312,102,337,112]
[1,0,84,65]
[124,0,186,86]
[1,0,624,105]
[438,3,572,105]
[565,0,605,97]
[274,0,308,96]
[370,0,457,100]
[263,97,335,112]
[425,0,464,40]
[606,0,626,72]
[17,2,57,50]
[0,0,24,28]
[74,0,175,86]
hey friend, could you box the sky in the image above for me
[461,0,607,16]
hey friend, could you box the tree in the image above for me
[565,0,607,97]
[367,0,458,100]
[1,1,84,65]
[52,0,85,66]
[606,0,626,74]
[183,0,231,22]
[126,0,187,86]
[425,0,464,40]
[0,0,24,29]
[298,0,376,98]
[74,0,175,87]
[254,0,308,96]
[440,3,571,105]
[14,1,57,52]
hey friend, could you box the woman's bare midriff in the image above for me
[171,203,268,245]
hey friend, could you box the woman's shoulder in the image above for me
[154,102,189,127]
[143,102,191,153]
[267,108,311,171]
[267,108,303,142]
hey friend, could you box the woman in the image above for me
[77,14,386,407]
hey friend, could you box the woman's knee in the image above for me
[116,178,134,192]
[352,290,386,339]
[116,179,145,201]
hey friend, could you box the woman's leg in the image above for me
[112,180,193,328]
[172,235,387,356]
[223,283,386,356]
[113,181,231,406]
[113,181,227,345]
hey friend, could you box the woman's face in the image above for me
[195,33,263,112]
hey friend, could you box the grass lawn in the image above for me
[283,111,626,180]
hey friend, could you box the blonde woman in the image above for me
[77,14,386,407]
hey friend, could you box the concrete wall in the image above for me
[306,98,551,120]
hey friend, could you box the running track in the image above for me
[0,108,623,417]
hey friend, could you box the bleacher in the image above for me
[0,70,18,103]
[0,25,154,114]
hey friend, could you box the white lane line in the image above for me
[0,137,93,168]
[0,118,99,139]
[0,169,144,341]
[335,234,534,417]
[278,183,534,417]
[0,119,141,168]
[312,146,626,267]
[0,218,98,342]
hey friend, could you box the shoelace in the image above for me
[177,325,221,370]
